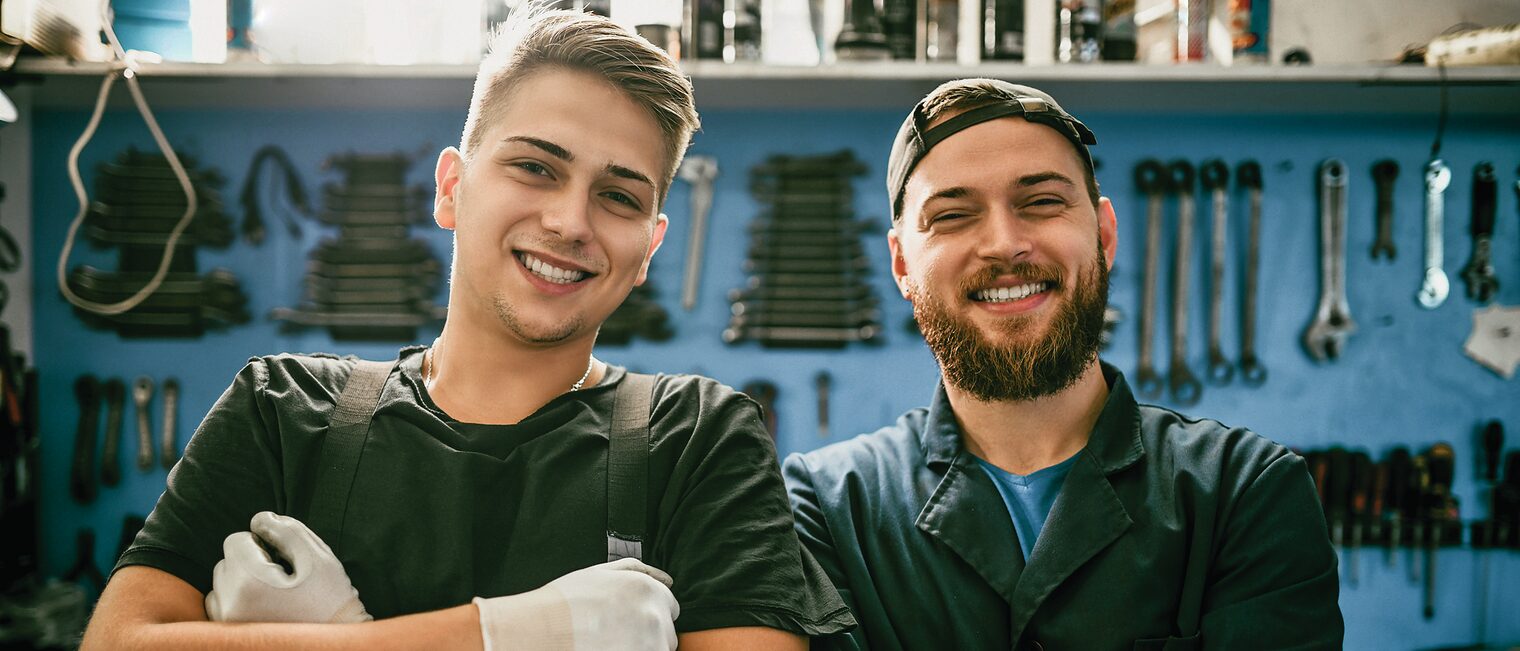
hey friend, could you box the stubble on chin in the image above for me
[492,294,584,345]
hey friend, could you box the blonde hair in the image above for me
[461,6,700,203]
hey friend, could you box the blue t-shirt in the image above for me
[974,452,1080,560]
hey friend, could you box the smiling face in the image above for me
[890,116,1118,401]
[435,67,668,346]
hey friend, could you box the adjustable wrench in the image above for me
[677,155,718,311]
[1417,159,1451,309]
[1167,161,1202,406]
[1133,160,1167,400]
[1200,159,1232,385]
[100,379,125,487]
[1236,161,1267,386]
[1460,162,1499,303]
[1303,160,1355,361]
[161,377,180,469]
[1371,160,1399,260]
[133,376,155,471]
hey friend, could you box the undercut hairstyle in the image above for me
[461,5,700,203]
[905,80,1100,218]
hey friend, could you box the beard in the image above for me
[912,247,1110,402]
[492,294,585,345]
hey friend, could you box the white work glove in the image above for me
[204,511,372,624]
[473,557,680,651]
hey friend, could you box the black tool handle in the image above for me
[1134,159,1166,194]
[1472,162,1497,236]
[1483,420,1505,483]
[69,376,101,504]
[1236,160,1262,190]
[1168,160,1196,193]
[100,378,125,487]
[1200,159,1228,191]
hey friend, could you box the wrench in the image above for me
[1200,159,1232,385]
[133,376,155,471]
[70,376,101,504]
[678,156,719,311]
[1236,161,1267,386]
[1132,159,1167,400]
[100,379,125,487]
[1371,160,1399,260]
[1417,159,1451,309]
[161,377,180,469]
[1460,162,1499,303]
[815,371,831,439]
[1302,159,1355,361]
[1167,160,1202,406]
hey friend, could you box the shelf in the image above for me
[7,58,1518,113]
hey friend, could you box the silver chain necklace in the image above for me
[425,337,595,392]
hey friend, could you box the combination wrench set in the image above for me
[1132,158,1265,406]
[724,150,883,347]
[70,148,252,338]
[68,374,180,505]
[271,152,447,340]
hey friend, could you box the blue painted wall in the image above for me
[29,104,1520,648]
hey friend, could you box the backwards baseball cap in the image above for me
[886,79,1097,221]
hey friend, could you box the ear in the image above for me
[888,227,912,301]
[1096,196,1118,271]
[434,147,465,230]
[634,213,669,286]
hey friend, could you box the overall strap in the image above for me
[606,372,656,561]
[306,358,396,555]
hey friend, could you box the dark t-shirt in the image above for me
[116,346,853,635]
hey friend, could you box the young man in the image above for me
[784,79,1342,649]
[82,9,851,650]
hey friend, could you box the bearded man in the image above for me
[783,79,1343,650]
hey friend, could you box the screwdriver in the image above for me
[1481,421,1504,548]
[1347,450,1372,585]
[1423,442,1456,619]
[1386,447,1412,567]
[1371,458,1388,559]
[1409,450,1429,582]
[1325,447,1350,548]
[1500,451,1520,549]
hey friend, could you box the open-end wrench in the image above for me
[1167,160,1202,406]
[1236,161,1267,386]
[1133,159,1167,400]
[1417,159,1451,309]
[677,155,718,311]
[161,378,180,469]
[1303,160,1355,361]
[100,379,125,487]
[1372,160,1399,260]
[133,376,154,471]
[70,376,101,504]
[1200,159,1232,385]
[1460,162,1499,303]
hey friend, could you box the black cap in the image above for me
[887,79,1097,221]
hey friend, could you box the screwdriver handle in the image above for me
[1482,420,1504,483]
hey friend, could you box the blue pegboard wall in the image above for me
[29,104,1520,649]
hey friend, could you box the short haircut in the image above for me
[900,80,1100,221]
[461,6,700,204]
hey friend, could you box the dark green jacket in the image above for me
[784,364,1342,650]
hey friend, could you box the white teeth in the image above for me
[519,253,588,285]
[974,282,1049,303]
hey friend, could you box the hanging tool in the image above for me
[815,371,831,439]
[132,377,154,471]
[1422,443,1456,619]
[160,377,180,469]
[99,379,125,487]
[1370,457,1388,560]
[1133,160,1167,399]
[1303,160,1355,361]
[1166,160,1202,405]
[678,155,718,312]
[1347,451,1372,585]
[1476,420,1504,646]
[62,529,105,598]
[1325,447,1350,549]
[1386,447,1412,568]
[238,145,310,244]
[1200,159,1232,385]
[1460,162,1499,303]
[1236,161,1266,386]
[1417,159,1451,309]
[69,376,101,504]
[1371,160,1399,260]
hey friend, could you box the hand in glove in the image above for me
[474,557,680,651]
[204,511,372,624]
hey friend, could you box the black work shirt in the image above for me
[784,363,1343,650]
[117,346,853,635]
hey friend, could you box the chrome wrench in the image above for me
[677,155,719,311]
[1417,159,1450,309]
[1167,160,1202,405]
[1200,159,1232,385]
[160,377,180,469]
[133,376,154,471]
[1236,161,1267,386]
[1133,160,1166,399]
[1303,160,1355,361]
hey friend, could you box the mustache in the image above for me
[958,261,1065,295]
[514,236,601,272]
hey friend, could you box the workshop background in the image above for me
[1,0,1518,649]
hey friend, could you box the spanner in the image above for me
[1236,161,1267,386]
[677,155,718,311]
[1200,159,1232,385]
[133,376,154,471]
[69,376,101,504]
[1132,160,1167,400]
[1303,159,1355,361]
[161,377,180,469]
[1417,159,1451,309]
[1371,160,1399,260]
[1167,160,1202,406]
[100,379,125,487]
[1460,162,1499,303]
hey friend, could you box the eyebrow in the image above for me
[501,136,654,189]
[1016,172,1079,188]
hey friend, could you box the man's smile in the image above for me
[514,250,597,294]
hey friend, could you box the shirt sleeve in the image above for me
[112,358,286,594]
[782,454,868,651]
[653,385,855,636]
[1199,452,1344,649]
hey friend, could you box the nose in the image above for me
[540,191,594,244]
[976,205,1033,264]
